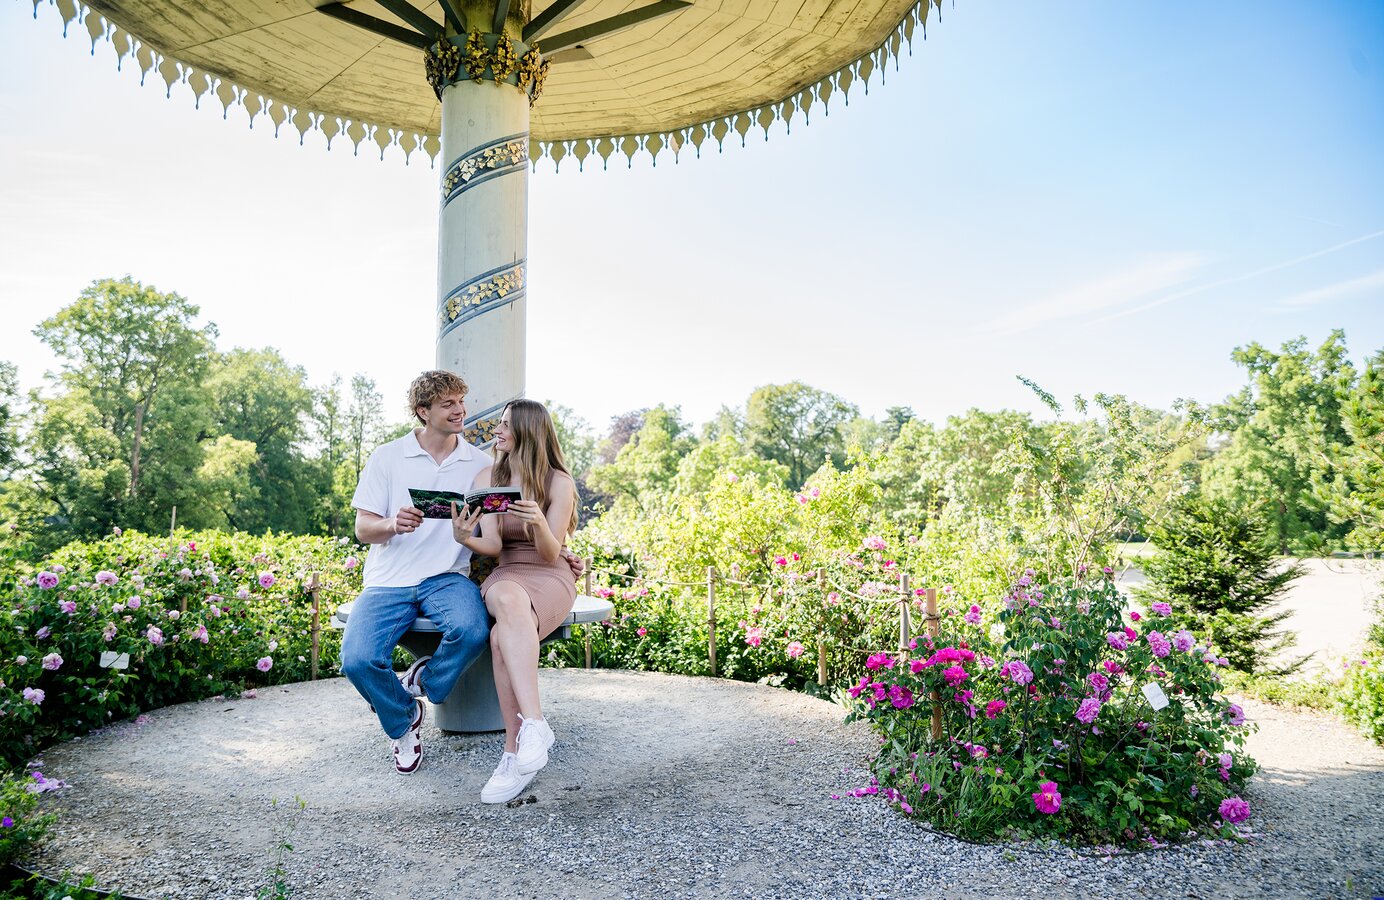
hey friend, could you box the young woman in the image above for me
[451,399,578,803]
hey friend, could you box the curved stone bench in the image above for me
[331,593,614,733]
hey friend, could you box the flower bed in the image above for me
[846,572,1256,846]
[0,529,363,770]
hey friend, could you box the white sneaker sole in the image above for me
[481,769,535,804]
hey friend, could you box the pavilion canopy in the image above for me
[49,0,945,164]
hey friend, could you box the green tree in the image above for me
[346,375,385,483]
[34,277,217,504]
[1202,332,1355,553]
[27,278,217,538]
[1136,493,1303,674]
[586,405,694,508]
[1321,351,1384,552]
[205,348,317,532]
[745,382,858,488]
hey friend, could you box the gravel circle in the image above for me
[23,672,1384,899]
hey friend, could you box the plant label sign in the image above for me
[1141,681,1169,711]
[99,651,130,670]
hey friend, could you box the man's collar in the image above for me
[405,428,473,462]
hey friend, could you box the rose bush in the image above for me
[0,528,363,769]
[846,573,1256,846]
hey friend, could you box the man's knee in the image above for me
[339,641,387,682]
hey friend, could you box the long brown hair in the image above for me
[491,400,578,537]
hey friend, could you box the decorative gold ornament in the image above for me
[440,263,526,326]
[491,32,518,84]
[517,46,551,106]
[464,415,503,446]
[424,41,460,100]
[463,31,490,83]
[441,138,529,201]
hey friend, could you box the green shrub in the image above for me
[848,575,1256,847]
[0,528,363,769]
[1337,652,1384,743]
[1135,494,1303,674]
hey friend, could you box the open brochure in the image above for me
[409,487,523,519]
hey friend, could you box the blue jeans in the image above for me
[340,573,489,739]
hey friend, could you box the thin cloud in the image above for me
[992,254,1204,335]
[1278,268,1384,308]
[1103,229,1384,322]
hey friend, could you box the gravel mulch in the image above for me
[23,672,1384,899]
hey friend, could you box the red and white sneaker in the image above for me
[391,698,425,775]
[398,655,431,699]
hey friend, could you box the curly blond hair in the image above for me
[407,370,469,423]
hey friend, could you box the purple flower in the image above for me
[258,572,276,588]
[1218,797,1251,824]
[862,536,887,551]
[1151,601,1172,617]
[1106,632,1129,651]
[984,700,1007,719]
[95,570,118,586]
[236,587,250,600]
[1,817,12,828]
[888,685,915,709]
[35,626,50,640]
[1087,672,1110,695]
[59,600,77,615]
[1225,703,1246,727]
[256,656,274,672]
[36,572,59,590]
[127,596,141,610]
[22,687,44,705]
[146,625,164,646]
[1001,660,1034,686]
[1146,631,1172,658]
[1173,629,1195,652]
[41,653,62,671]
[964,605,982,625]
[1075,697,1102,724]
[1032,781,1062,814]
[344,556,359,570]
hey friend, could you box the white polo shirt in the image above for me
[352,430,492,588]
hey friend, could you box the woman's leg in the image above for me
[484,581,543,726]
[490,627,522,753]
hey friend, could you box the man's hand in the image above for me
[564,550,586,580]
[393,505,425,535]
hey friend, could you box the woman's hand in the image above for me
[506,499,546,528]
[450,501,484,546]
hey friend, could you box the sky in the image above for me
[1,0,1382,434]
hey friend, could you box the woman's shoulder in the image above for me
[547,469,576,493]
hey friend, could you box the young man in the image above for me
[340,370,581,775]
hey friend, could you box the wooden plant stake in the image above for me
[707,566,717,677]
[583,558,593,669]
[308,573,321,680]
[924,586,941,740]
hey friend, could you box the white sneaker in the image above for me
[514,715,554,775]
[481,752,534,804]
[391,698,425,775]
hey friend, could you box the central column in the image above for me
[432,30,543,447]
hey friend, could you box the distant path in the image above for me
[1118,557,1380,674]
[24,673,1384,899]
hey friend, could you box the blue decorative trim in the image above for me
[437,260,524,312]
[441,134,528,207]
[438,288,525,341]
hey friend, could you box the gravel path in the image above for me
[24,672,1384,899]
